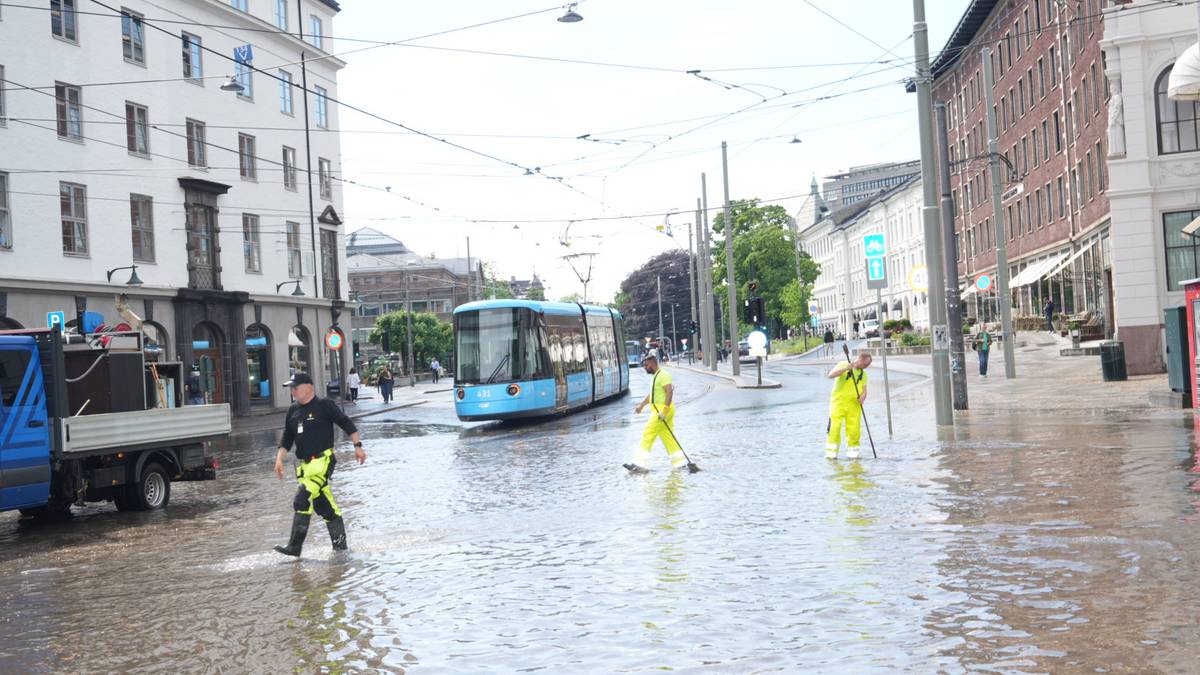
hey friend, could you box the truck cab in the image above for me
[0,335,52,511]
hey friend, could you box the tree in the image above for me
[482,263,515,299]
[526,286,546,301]
[557,292,583,303]
[367,311,453,372]
[615,249,693,340]
[710,199,821,338]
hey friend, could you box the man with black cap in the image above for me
[623,351,686,472]
[273,372,366,557]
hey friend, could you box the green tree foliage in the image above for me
[526,286,546,301]
[482,263,515,299]
[710,199,821,337]
[615,249,693,340]
[557,292,583,303]
[367,311,453,367]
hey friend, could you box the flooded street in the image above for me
[2,363,1199,672]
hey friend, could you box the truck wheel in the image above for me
[126,462,171,511]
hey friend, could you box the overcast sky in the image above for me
[335,1,968,301]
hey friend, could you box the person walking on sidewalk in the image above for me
[273,373,366,557]
[974,327,992,378]
[825,352,871,460]
[430,357,441,384]
[624,353,687,472]
[346,368,361,403]
[823,329,835,358]
[1044,299,1056,333]
[378,367,394,403]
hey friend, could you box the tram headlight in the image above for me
[506,384,521,396]
[456,387,465,400]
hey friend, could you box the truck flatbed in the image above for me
[60,404,231,456]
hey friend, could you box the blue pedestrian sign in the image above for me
[47,311,65,329]
[863,232,888,290]
[234,44,254,64]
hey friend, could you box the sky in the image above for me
[334,1,969,301]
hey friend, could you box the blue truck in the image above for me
[1,328,229,518]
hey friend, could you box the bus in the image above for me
[453,300,630,421]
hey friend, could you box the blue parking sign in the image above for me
[47,311,65,329]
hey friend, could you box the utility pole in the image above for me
[701,175,717,371]
[692,203,703,361]
[296,0,319,299]
[465,236,474,302]
[405,285,415,387]
[913,0,953,426]
[721,142,740,376]
[670,303,677,352]
[688,222,697,341]
[983,46,1017,379]
[936,102,969,410]
[656,275,665,344]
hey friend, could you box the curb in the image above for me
[349,400,429,420]
[672,362,782,389]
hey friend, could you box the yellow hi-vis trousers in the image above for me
[826,400,862,453]
[630,405,686,469]
[293,448,342,520]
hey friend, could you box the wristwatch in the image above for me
[353,441,363,448]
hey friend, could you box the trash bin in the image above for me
[326,381,341,399]
[1100,340,1128,382]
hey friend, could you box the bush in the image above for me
[897,332,931,347]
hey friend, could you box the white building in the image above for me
[1102,2,1200,374]
[0,0,349,415]
[797,177,930,335]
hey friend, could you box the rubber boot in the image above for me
[327,516,348,551]
[273,513,311,557]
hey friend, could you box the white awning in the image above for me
[1044,246,1090,278]
[1010,252,1070,288]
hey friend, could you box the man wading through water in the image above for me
[825,352,871,460]
[624,352,687,472]
[273,373,366,556]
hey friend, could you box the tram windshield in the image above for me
[455,308,544,384]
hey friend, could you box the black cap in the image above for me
[285,372,313,387]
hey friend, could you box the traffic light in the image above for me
[690,320,698,333]
[743,296,764,325]
[353,341,361,359]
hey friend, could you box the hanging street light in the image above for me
[557,3,583,23]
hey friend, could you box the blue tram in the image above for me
[453,300,631,421]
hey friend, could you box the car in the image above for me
[862,319,881,338]
[738,340,749,357]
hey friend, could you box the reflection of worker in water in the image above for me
[825,352,871,460]
[645,471,688,587]
[831,460,875,527]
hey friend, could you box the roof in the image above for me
[346,227,411,255]
[347,252,477,277]
[319,0,341,12]
[831,175,920,227]
[930,0,1000,81]
[454,300,617,317]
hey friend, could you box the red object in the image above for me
[1185,281,1200,402]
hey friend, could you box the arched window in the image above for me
[1157,65,1200,154]
[143,321,170,360]
[246,323,273,406]
[0,317,22,330]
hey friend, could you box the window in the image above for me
[1037,58,1046,99]
[1165,210,1200,289]
[279,70,293,114]
[234,61,252,100]
[1091,63,1101,115]
[318,157,332,199]
[1019,79,1026,116]
[121,9,145,64]
[1035,188,1043,227]
[60,181,87,255]
[238,133,256,180]
[1086,153,1096,199]
[1049,45,1058,86]
[55,82,81,140]
[51,0,76,41]
[1156,66,1200,154]
[186,119,206,167]
[1045,181,1053,223]
[1042,119,1050,161]
[1032,127,1040,168]
[1021,136,1029,174]
[1024,8,1031,45]
[243,213,260,273]
[0,172,10,251]
[0,65,6,125]
[310,15,322,49]
[1007,205,1014,240]
[286,221,302,277]
[275,0,288,30]
[282,146,297,190]
[1025,195,1033,233]
[231,0,247,10]
[1057,175,1066,219]
[182,33,202,80]
[315,85,328,128]
[1096,140,1106,191]
[130,193,153,262]
[125,101,149,155]
[1053,111,1062,153]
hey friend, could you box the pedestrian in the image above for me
[186,366,205,405]
[823,329,835,358]
[824,351,872,460]
[273,373,366,557]
[378,367,393,403]
[975,327,992,378]
[430,357,441,384]
[624,352,687,472]
[346,368,361,403]
[1044,298,1056,333]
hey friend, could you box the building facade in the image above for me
[1102,0,1200,374]
[798,178,930,335]
[0,0,349,415]
[821,160,922,209]
[932,0,1113,352]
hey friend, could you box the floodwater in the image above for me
[2,361,1199,673]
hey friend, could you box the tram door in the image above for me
[546,322,569,412]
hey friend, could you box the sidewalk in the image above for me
[229,381,449,436]
[672,358,782,389]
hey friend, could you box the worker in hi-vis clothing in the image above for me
[273,373,366,557]
[624,352,686,472]
[825,352,872,460]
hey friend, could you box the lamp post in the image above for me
[106,264,143,286]
[276,280,305,296]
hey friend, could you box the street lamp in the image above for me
[276,280,305,296]
[557,3,583,23]
[219,75,245,93]
[106,264,143,286]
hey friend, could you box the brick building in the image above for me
[933,0,1113,336]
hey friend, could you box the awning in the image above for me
[1010,252,1070,288]
[1044,246,1090,278]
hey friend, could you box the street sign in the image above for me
[46,311,65,329]
[325,330,343,351]
[809,302,819,315]
[864,233,888,290]
[747,330,767,357]
[908,264,929,293]
[234,44,254,64]
[863,233,886,257]
[681,338,688,346]
[810,316,819,329]
[974,273,993,292]
[1000,183,1024,203]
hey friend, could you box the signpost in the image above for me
[908,264,929,293]
[974,273,993,292]
[234,44,254,64]
[747,330,767,386]
[46,311,65,330]
[325,330,343,351]
[862,233,893,436]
